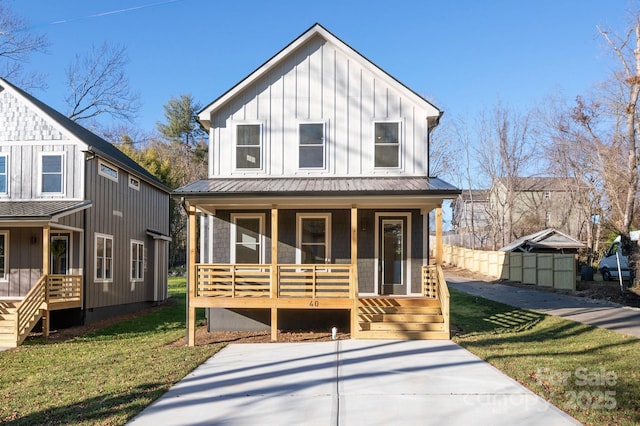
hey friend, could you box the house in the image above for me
[450,189,492,248]
[0,78,171,348]
[174,23,460,344]
[499,228,586,253]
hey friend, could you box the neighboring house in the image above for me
[450,189,491,248]
[499,228,585,253]
[0,78,171,348]
[489,177,589,248]
[175,23,460,344]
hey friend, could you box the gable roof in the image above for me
[494,177,583,192]
[0,200,91,222]
[0,78,170,193]
[499,228,585,252]
[197,23,441,129]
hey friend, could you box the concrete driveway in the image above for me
[128,339,579,426]
[446,274,640,338]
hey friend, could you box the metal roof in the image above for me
[0,200,92,220]
[499,228,585,252]
[174,176,460,198]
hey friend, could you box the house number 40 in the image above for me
[309,301,320,307]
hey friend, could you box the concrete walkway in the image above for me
[447,274,640,338]
[128,339,579,426]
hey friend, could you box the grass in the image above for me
[0,277,224,425]
[451,287,640,426]
[1,279,638,425]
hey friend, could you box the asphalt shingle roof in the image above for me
[0,200,91,220]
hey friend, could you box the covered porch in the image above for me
[178,176,459,345]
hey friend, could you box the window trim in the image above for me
[230,213,265,264]
[39,152,65,195]
[128,175,140,191]
[94,233,113,282]
[0,154,8,196]
[296,213,332,264]
[98,160,119,182]
[298,122,326,170]
[130,239,144,282]
[373,121,402,169]
[0,230,9,282]
[234,122,264,172]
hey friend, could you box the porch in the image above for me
[188,262,450,343]
[0,274,82,347]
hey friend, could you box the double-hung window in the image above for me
[296,213,331,264]
[231,214,264,264]
[95,233,113,281]
[374,122,400,168]
[0,231,8,281]
[131,240,144,281]
[0,155,7,195]
[299,123,325,168]
[236,124,262,169]
[41,153,64,194]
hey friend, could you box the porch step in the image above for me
[356,297,448,340]
[0,301,17,347]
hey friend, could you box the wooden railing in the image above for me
[421,265,440,299]
[15,275,47,345]
[196,264,353,298]
[47,275,83,310]
[436,264,450,338]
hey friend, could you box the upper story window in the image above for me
[0,155,7,195]
[374,122,400,168]
[299,123,325,168]
[544,191,551,199]
[235,124,262,169]
[128,175,140,191]
[41,153,64,194]
[99,160,119,182]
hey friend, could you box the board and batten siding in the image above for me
[209,35,431,178]
[84,158,169,310]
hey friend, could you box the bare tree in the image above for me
[65,42,141,123]
[0,1,48,88]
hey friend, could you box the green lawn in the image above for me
[0,277,224,425]
[451,287,640,426]
[1,280,638,425]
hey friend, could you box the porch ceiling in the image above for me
[175,176,460,211]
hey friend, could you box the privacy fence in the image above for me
[441,244,576,290]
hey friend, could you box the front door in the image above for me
[378,217,407,295]
[50,234,69,275]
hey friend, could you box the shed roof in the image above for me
[499,228,585,252]
[0,200,91,221]
[174,176,460,198]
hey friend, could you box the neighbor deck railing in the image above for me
[196,264,353,298]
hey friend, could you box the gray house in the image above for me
[175,24,460,344]
[0,78,171,347]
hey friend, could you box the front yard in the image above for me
[0,277,638,425]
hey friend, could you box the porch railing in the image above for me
[421,265,440,299]
[47,275,83,310]
[15,275,47,345]
[196,264,353,298]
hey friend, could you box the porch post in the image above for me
[42,225,50,338]
[350,206,359,337]
[436,205,443,264]
[186,206,197,347]
[270,206,279,342]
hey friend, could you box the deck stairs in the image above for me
[356,297,449,339]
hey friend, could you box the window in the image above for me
[231,214,264,263]
[98,160,119,182]
[0,231,8,281]
[299,123,325,168]
[129,175,140,190]
[0,155,7,194]
[41,154,63,194]
[544,191,551,199]
[131,240,144,281]
[95,233,113,281]
[374,122,400,168]
[236,124,262,169]
[296,213,331,264]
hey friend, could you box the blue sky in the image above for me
[7,0,633,134]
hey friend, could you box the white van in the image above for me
[598,230,640,281]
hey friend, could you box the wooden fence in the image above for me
[442,244,576,290]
